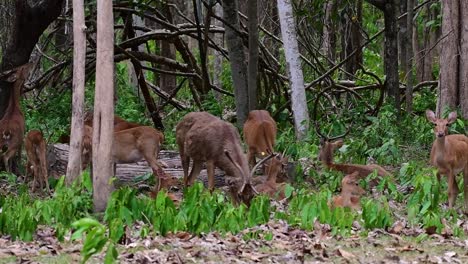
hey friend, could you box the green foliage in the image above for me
[361,197,393,229]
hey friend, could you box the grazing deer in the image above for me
[83,125,168,190]
[25,130,49,192]
[426,110,468,211]
[255,153,288,200]
[0,64,31,172]
[332,171,366,210]
[176,112,257,204]
[243,110,277,168]
[319,139,391,182]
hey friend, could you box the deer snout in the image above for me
[436,131,445,138]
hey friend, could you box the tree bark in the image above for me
[93,0,115,212]
[277,0,310,140]
[212,3,224,101]
[222,0,249,126]
[160,2,177,94]
[66,0,86,185]
[321,0,336,64]
[438,0,459,115]
[247,0,259,110]
[0,0,64,119]
[459,0,468,118]
[405,0,415,113]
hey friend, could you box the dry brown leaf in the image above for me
[389,220,406,234]
[335,248,356,260]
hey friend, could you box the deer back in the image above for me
[430,134,468,172]
[243,110,277,154]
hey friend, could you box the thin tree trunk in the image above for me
[459,0,468,118]
[93,0,115,212]
[399,0,407,75]
[212,3,224,101]
[66,0,86,185]
[248,0,259,110]
[321,0,335,64]
[384,1,400,115]
[277,0,309,140]
[160,2,177,94]
[405,0,414,113]
[222,0,248,126]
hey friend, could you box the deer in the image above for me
[426,110,468,212]
[319,138,391,182]
[84,111,143,132]
[82,125,169,191]
[254,153,289,200]
[176,112,257,205]
[332,171,366,210]
[243,110,277,168]
[25,130,49,192]
[0,64,31,173]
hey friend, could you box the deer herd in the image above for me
[0,64,467,213]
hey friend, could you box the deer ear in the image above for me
[332,139,344,148]
[447,111,457,124]
[425,110,437,123]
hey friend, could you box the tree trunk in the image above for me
[212,4,224,101]
[438,0,459,115]
[0,0,64,119]
[459,0,468,118]
[66,0,86,185]
[321,0,336,64]
[399,0,407,76]
[277,0,310,140]
[343,1,363,78]
[405,0,415,113]
[222,0,249,126]
[93,0,115,212]
[248,0,259,110]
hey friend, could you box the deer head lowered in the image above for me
[332,171,366,210]
[426,110,468,212]
[25,130,49,193]
[0,64,32,172]
[255,153,289,200]
[176,112,261,205]
[243,110,277,168]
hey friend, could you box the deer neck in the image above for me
[434,136,447,163]
[320,147,333,167]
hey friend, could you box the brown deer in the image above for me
[243,110,277,168]
[0,64,31,172]
[83,125,168,190]
[25,130,49,192]
[84,111,142,132]
[255,153,289,200]
[332,171,366,210]
[176,112,257,204]
[426,110,468,212]
[319,138,391,182]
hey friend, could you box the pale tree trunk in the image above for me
[247,0,259,110]
[277,0,309,140]
[93,0,115,212]
[212,3,224,101]
[437,0,459,116]
[160,2,177,94]
[405,0,414,113]
[127,13,144,96]
[222,0,248,126]
[66,0,86,185]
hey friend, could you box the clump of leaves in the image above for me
[361,197,393,229]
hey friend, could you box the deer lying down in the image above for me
[83,125,169,191]
[0,64,30,172]
[319,139,391,184]
[176,112,256,204]
[25,130,49,193]
[254,154,288,200]
[332,171,366,210]
[243,110,277,168]
[426,110,468,212]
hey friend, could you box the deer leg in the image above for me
[206,160,215,191]
[447,172,459,208]
[181,154,190,186]
[32,166,37,193]
[187,161,203,187]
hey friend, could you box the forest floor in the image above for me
[0,220,467,263]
